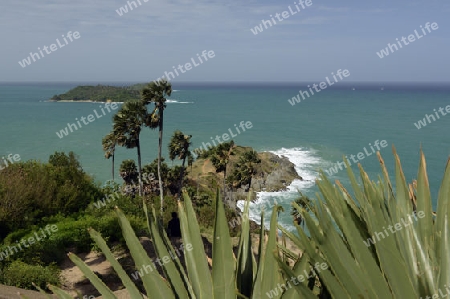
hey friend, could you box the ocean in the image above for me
[0,82,449,230]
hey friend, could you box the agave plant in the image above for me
[35,148,449,298]
[277,148,450,298]
[36,189,291,298]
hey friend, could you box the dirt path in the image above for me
[201,159,215,174]
[0,284,57,299]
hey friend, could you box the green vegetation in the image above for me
[142,79,173,217]
[227,149,261,190]
[168,130,193,197]
[113,100,150,196]
[0,151,102,237]
[40,149,450,298]
[50,84,146,102]
[8,80,449,297]
[2,260,60,290]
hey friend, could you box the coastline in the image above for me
[48,100,124,104]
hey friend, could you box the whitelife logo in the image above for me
[414,104,450,129]
[18,31,81,68]
[56,103,119,139]
[250,0,313,35]
[376,22,438,59]
[0,153,21,171]
[115,0,149,16]
[191,121,253,158]
[288,69,350,106]
[325,140,388,176]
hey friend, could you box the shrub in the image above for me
[0,152,103,237]
[1,260,60,290]
[0,213,146,266]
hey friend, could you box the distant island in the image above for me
[49,84,146,102]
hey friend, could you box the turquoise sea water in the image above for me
[0,82,449,229]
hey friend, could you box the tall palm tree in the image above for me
[168,130,192,197]
[113,100,149,196]
[210,141,235,198]
[102,132,117,181]
[141,79,172,217]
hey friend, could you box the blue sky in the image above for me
[1,0,449,82]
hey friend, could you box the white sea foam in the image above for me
[166,99,193,104]
[237,147,324,231]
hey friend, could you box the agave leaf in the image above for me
[414,150,436,294]
[68,253,117,299]
[180,190,214,298]
[277,243,300,262]
[257,209,265,262]
[415,150,434,249]
[143,204,191,299]
[88,228,143,299]
[438,215,450,293]
[235,192,254,298]
[281,252,310,299]
[212,189,236,299]
[356,162,418,298]
[47,285,73,299]
[284,222,353,298]
[316,177,392,298]
[435,158,450,292]
[253,205,281,298]
[435,157,450,261]
[410,223,435,295]
[31,283,53,299]
[390,149,420,288]
[115,207,175,299]
[274,256,316,299]
[300,197,372,297]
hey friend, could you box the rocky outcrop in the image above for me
[224,151,302,208]
[188,146,302,210]
[252,152,302,192]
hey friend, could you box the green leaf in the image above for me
[235,192,255,298]
[180,190,214,298]
[143,204,192,299]
[212,189,236,299]
[48,285,74,299]
[253,205,282,298]
[68,253,117,299]
[115,207,175,299]
[88,228,143,299]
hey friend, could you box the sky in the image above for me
[1,0,449,82]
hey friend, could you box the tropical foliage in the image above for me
[0,152,102,237]
[141,79,172,217]
[277,149,450,298]
[210,140,235,197]
[168,130,193,197]
[227,150,261,190]
[102,132,117,181]
[113,100,150,196]
[40,149,450,299]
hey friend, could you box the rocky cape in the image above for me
[188,146,302,209]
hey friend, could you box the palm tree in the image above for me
[113,100,149,196]
[210,141,235,198]
[168,130,192,197]
[229,150,261,191]
[141,79,172,217]
[102,132,117,181]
